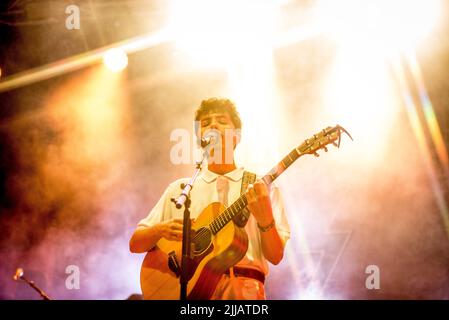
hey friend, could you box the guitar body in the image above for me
[140,202,249,300]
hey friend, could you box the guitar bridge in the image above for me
[168,251,181,278]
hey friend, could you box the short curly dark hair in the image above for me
[194,98,242,130]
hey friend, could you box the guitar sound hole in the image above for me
[193,227,212,255]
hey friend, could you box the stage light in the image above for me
[103,48,128,72]
[166,0,284,173]
[322,39,399,166]
[316,0,441,51]
[167,0,279,68]
[0,67,2,78]
[312,0,441,167]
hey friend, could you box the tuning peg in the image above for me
[332,142,338,147]
[323,146,328,152]
[313,152,320,157]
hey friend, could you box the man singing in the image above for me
[130,97,290,299]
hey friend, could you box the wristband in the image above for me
[257,219,275,232]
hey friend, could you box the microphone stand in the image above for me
[171,146,210,301]
[13,269,52,300]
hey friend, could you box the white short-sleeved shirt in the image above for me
[138,167,290,275]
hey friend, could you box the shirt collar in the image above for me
[201,167,245,183]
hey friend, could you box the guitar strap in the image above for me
[228,171,257,280]
[232,170,257,228]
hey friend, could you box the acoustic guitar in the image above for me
[140,125,351,299]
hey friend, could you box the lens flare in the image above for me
[103,48,128,72]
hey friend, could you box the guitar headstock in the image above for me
[297,125,352,157]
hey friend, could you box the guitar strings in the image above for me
[194,199,247,240]
[191,208,231,246]
[191,204,240,247]
[191,195,249,244]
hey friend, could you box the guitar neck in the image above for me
[208,125,348,235]
[209,148,302,235]
[209,125,346,234]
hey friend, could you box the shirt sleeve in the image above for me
[269,183,291,245]
[137,182,176,228]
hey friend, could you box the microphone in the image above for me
[200,136,215,148]
[200,131,220,148]
[13,268,24,281]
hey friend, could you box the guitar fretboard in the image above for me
[209,149,301,235]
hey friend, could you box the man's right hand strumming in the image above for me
[129,218,195,253]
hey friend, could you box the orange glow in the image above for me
[46,66,131,166]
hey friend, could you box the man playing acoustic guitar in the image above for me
[130,98,290,299]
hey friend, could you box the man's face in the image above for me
[199,112,239,162]
[200,111,235,134]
